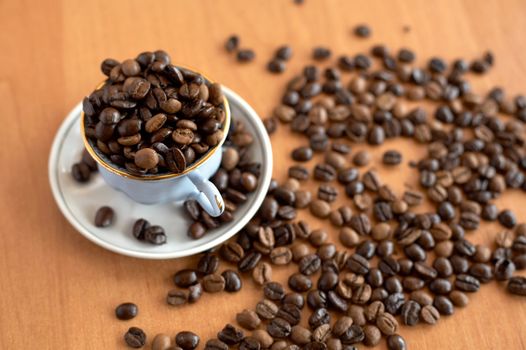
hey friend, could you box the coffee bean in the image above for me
[94,206,114,227]
[236,309,261,330]
[494,259,516,281]
[237,49,255,62]
[220,242,245,263]
[268,317,292,338]
[222,270,243,292]
[268,59,286,74]
[166,289,187,306]
[239,252,262,272]
[72,162,91,183]
[176,331,199,350]
[346,254,370,274]
[187,283,202,303]
[173,269,198,288]
[290,325,312,345]
[498,209,517,228]
[264,282,285,301]
[507,276,526,296]
[314,164,337,182]
[124,327,147,348]
[376,312,398,335]
[115,302,138,320]
[433,295,454,315]
[202,274,225,293]
[354,24,371,38]
[400,300,421,326]
[151,333,172,350]
[225,35,239,52]
[420,304,440,324]
[253,262,273,286]
[449,291,469,307]
[383,150,402,165]
[387,334,407,350]
[310,200,331,218]
[289,165,310,180]
[218,324,244,345]
[318,184,338,202]
[291,146,313,161]
[313,47,331,60]
[141,225,166,245]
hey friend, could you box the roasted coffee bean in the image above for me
[124,327,147,348]
[289,273,313,292]
[420,304,440,324]
[236,309,261,330]
[384,292,405,314]
[174,269,198,288]
[313,47,331,60]
[292,146,313,161]
[144,225,167,245]
[346,254,370,275]
[218,324,244,345]
[220,242,245,263]
[387,334,407,350]
[166,289,187,306]
[376,312,398,335]
[498,209,517,228]
[94,206,114,227]
[237,49,255,62]
[289,165,310,180]
[222,270,242,292]
[115,302,138,320]
[72,162,91,182]
[205,339,229,350]
[290,325,311,345]
[310,200,331,218]
[253,262,273,286]
[197,254,219,275]
[318,184,338,202]
[314,164,337,182]
[450,291,469,307]
[176,331,200,350]
[383,150,402,165]
[494,259,516,281]
[507,276,526,296]
[187,283,202,303]
[151,333,171,350]
[264,282,285,301]
[202,274,226,293]
[433,296,454,315]
[354,24,371,38]
[468,263,493,283]
[225,35,239,52]
[309,308,331,329]
[268,318,292,338]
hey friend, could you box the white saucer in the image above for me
[48,87,272,259]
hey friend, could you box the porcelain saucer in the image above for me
[48,87,272,259]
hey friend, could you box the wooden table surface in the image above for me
[1,0,526,348]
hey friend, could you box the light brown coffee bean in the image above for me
[252,262,273,286]
[145,113,167,133]
[236,309,261,330]
[134,148,159,169]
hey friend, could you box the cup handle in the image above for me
[188,170,225,217]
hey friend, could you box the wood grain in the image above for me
[1,0,526,348]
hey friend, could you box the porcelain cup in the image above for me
[81,72,230,217]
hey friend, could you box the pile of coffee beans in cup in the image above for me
[82,50,227,176]
[142,40,526,350]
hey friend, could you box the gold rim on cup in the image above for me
[81,69,231,181]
